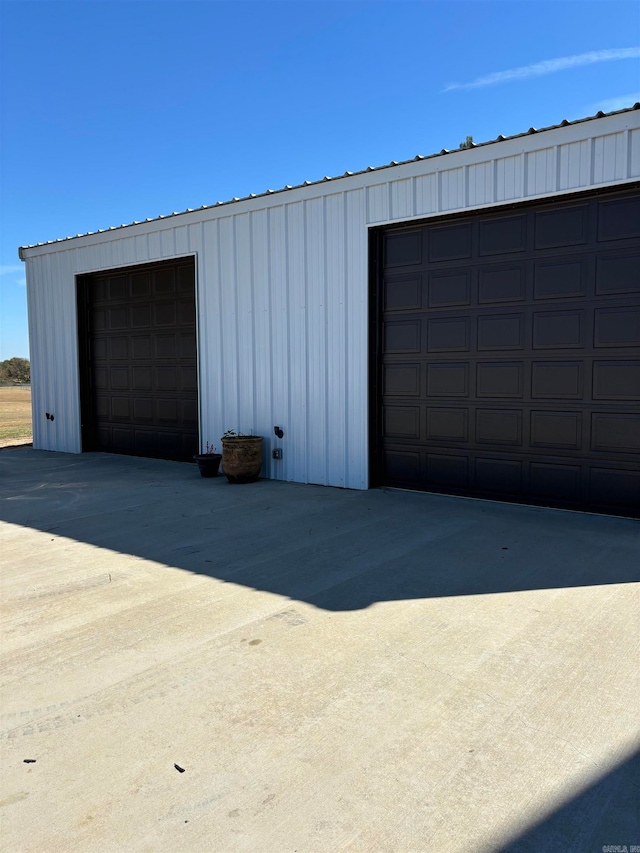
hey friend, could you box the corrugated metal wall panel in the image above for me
[198,219,223,452]
[250,208,273,476]
[27,251,81,453]
[23,111,639,489]
[267,206,290,480]
[366,184,390,224]
[593,131,627,184]
[344,187,368,489]
[325,193,348,486]
[559,139,591,189]
[468,161,493,207]
[390,178,414,220]
[415,173,438,215]
[286,201,309,482]
[525,147,557,197]
[305,197,327,485]
[441,167,465,210]
[631,128,640,177]
[496,154,523,201]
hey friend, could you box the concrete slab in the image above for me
[1,449,638,852]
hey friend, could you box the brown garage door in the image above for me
[372,185,640,517]
[77,258,198,462]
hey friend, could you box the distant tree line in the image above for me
[0,357,30,384]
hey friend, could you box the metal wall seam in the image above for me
[630,128,640,177]
[267,206,288,481]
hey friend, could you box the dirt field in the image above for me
[0,386,32,447]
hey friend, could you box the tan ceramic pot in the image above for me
[221,436,263,483]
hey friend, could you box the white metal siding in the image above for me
[22,111,640,488]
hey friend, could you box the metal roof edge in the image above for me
[18,103,640,255]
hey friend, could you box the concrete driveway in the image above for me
[1,449,638,853]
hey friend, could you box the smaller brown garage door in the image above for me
[77,258,198,462]
[372,185,640,517]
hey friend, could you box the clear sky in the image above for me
[1,0,639,360]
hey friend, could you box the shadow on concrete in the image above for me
[1,450,638,612]
[492,747,640,853]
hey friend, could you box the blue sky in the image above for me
[1,0,639,360]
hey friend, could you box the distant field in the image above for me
[0,386,32,447]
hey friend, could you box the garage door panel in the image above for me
[109,337,128,359]
[95,396,108,418]
[384,321,421,354]
[384,449,422,483]
[132,367,152,390]
[479,264,525,303]
[475,457,523,493]
[384,406,421,439]
[111,426,135,451]
[378,186,640,516]
[92,309,107,331]
[109,367,129,390]
[156,366,178,391]
[531,361,584,398]
[154,269,176,295]
[428,317,470,352]
[426,408,469,442]
[591,413,640,453]
[131,304,151,328]
[181,366,198,392]
[111,397,131,420]
[385,231,422,267]
[182,400,198,425]
[477,314,525,350]
[131,272,151,297]
[476,409,522,445]
[594,307,640,347]
[477,362,523,397]
[596,252,640,295]
[108,307,128,330]
[178,265,195,292]
[426,453,468,488]
[384,274,422,312]
[132,336,152,359]
[92,338,108,360]
[428,271,471,307]
[534,258,587,300]
[426,363,469,397]
[155,334,177,359]
[530,411,582,450]
[428,223,471,262]
[178,299,196,325]
[479,216,525,255]
[108,276,128,300]
[535,206,588,249]
[592,361,640,399]
[597,196,640,241]
[133,398,154,420]
[533,310,584,348]
[590,467,640,509]
[179,332,197,359]
[155,302,177,326]
[156,399,179,424]
[80,258,198,462]
[385,364,421,396]
[530,462,582,501]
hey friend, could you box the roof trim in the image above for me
[18,104,640,254]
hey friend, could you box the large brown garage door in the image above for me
[373,185,640,517]
[77,258,198,462]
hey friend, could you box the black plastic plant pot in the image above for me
[193,454,222,478]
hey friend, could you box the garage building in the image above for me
[19,107,640,517]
